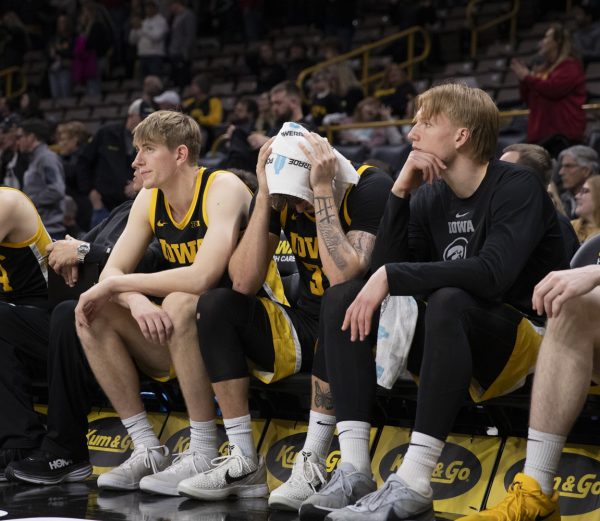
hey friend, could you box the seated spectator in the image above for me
[247,41,287,93]
[17,119,66,239]
[571,175,600,242]
[56,121,92,231]
[510,23,586,156]
[338,97,403,149]
[501,143,580,261]
[308,70,342,127]
[128,0,168,78]
[460,263,600,521]
[48,14,74,99]
[0,115,25,189]
[223,97,259,171]
[0,187,51,481]
[286,40,314,81]
[571,4,600,65]
[254,91,275,134]
[557,145,598,218]
[18,92,44,120]
[373,63,417,119]
[141,75,164,109]
[323,38,364,115]
[153,90,181,111]
[182,74,223,145]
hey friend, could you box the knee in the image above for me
[426,287,472,323]
[196,288,238,325]
[50,300,77,327]
[322,279,364,322]
[545,291,595,342]
[162,292,199,328]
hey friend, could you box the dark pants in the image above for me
[40,300,96,461]
[313,281,522,441]
[0,301,48,449]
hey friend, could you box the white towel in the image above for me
[375,295,419,389]
[265,122,360,208]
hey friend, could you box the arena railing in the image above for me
[467,0,520,59]
[0,66,27,99]
[296,26,431,103]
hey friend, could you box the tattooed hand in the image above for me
[300,132,337,191]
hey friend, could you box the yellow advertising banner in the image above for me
[87,409,167,475]
[259,419,377,492]
[487,437,600,520]
[371,427,501,515]
[160,413,266,458]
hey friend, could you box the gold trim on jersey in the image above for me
[251,297,302,383]
[164,167,205,230]
[343,164,372,226]
[149,188,158,234]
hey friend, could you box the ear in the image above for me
[455,127,470,149]
[175,144,189,166]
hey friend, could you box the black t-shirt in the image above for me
[267,165,393,319]
[310,93,342,126]
[371,159,568,318]
[375,82,417,118]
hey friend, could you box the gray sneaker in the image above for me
[299,462,376,521]
[324,474,434,520]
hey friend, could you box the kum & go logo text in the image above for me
[87,417,135,467]
[505,454,600,516]
[380,443,482,500]
[266,433,340,483]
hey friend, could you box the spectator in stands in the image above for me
[62,196,83,239]
[501,143,579,261]
[286,40,314,81]
[175,130,391,503]
[571,4,600,65]
[77,98,154,227]
[128,0,168,78]
[248,41,287,93]
[323,38,364,115]
[182,74,223,135]
[460,263,600,521]
[511,23,586,156]
[557,144,599,218]
[0,11,29,71]
[290,84,567,520]
[571,175,600,242]
[5,168,165,486]
[0,114,25,189]
[72,1,113,96]
[141,74,163,109]
[308,70,342,127]
[373,63,417,119]
[223,97,260,171]
[338,97,404,149]
[56,121,92,231]
[0,188,51,482]
[18,92,44,120]
[167,0,196,91]
[247,81,312,151]
[48,14,74,99]
[73,111,254,493]
[153,90,181,111]
[17,119,66,239]
[254,91,275,134]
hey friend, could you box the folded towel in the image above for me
[375,295,419,389]
[265,122,359,208]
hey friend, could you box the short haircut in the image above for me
[56,121,90,147]
[19,118,51,143]
[133,110,201,165]
[270,81,302,102]
[558,145,600,175]
[503,143,552,185]
[415,83,499,163]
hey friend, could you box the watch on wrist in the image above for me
[77,242,90,264]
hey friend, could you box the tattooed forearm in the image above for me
[347,231,376,266]
[314,380,335,410]
[314,196,337,224]
[314,195,350,270]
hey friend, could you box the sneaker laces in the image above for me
[289,454,326,492]
[503,480,529,520]
[323,466,353,497]
[123,445,165,474]
[168,450,210,474]
[207,451,253,477]
[354,478,395,511]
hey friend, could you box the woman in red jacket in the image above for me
[511,23,587,155]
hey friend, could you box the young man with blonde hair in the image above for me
[295,84,567,520]
[74,110,253,491]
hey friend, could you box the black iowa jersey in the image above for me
[149,167,224,267]
[268,164,393,319]
[0,189,51,306]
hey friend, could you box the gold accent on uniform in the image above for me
[164,167,206,229]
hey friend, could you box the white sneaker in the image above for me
[177,443,268,501]
[139,450,213,496]
[269,449,327,511]
[97,445,170,491]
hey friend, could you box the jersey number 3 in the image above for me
[303,262,324,296]
[0,255,13,292]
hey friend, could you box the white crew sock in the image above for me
[302,410,336,460]
[523,428,566,496]
[189,419,219,459]
[395,431,444,496]
[223,414,256,463]
[337,420,372,476]
[122,411,160,449]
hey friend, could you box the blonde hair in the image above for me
[584,175,600,227]
[416,83,499,163]
[133,110,201,165]
[56,121,90,146]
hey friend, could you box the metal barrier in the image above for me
[468,0,520,58]
[0,66,27,99]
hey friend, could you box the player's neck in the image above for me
[443,156,489,199]
[161,164,199,220]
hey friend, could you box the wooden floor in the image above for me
[0,480,459,520]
